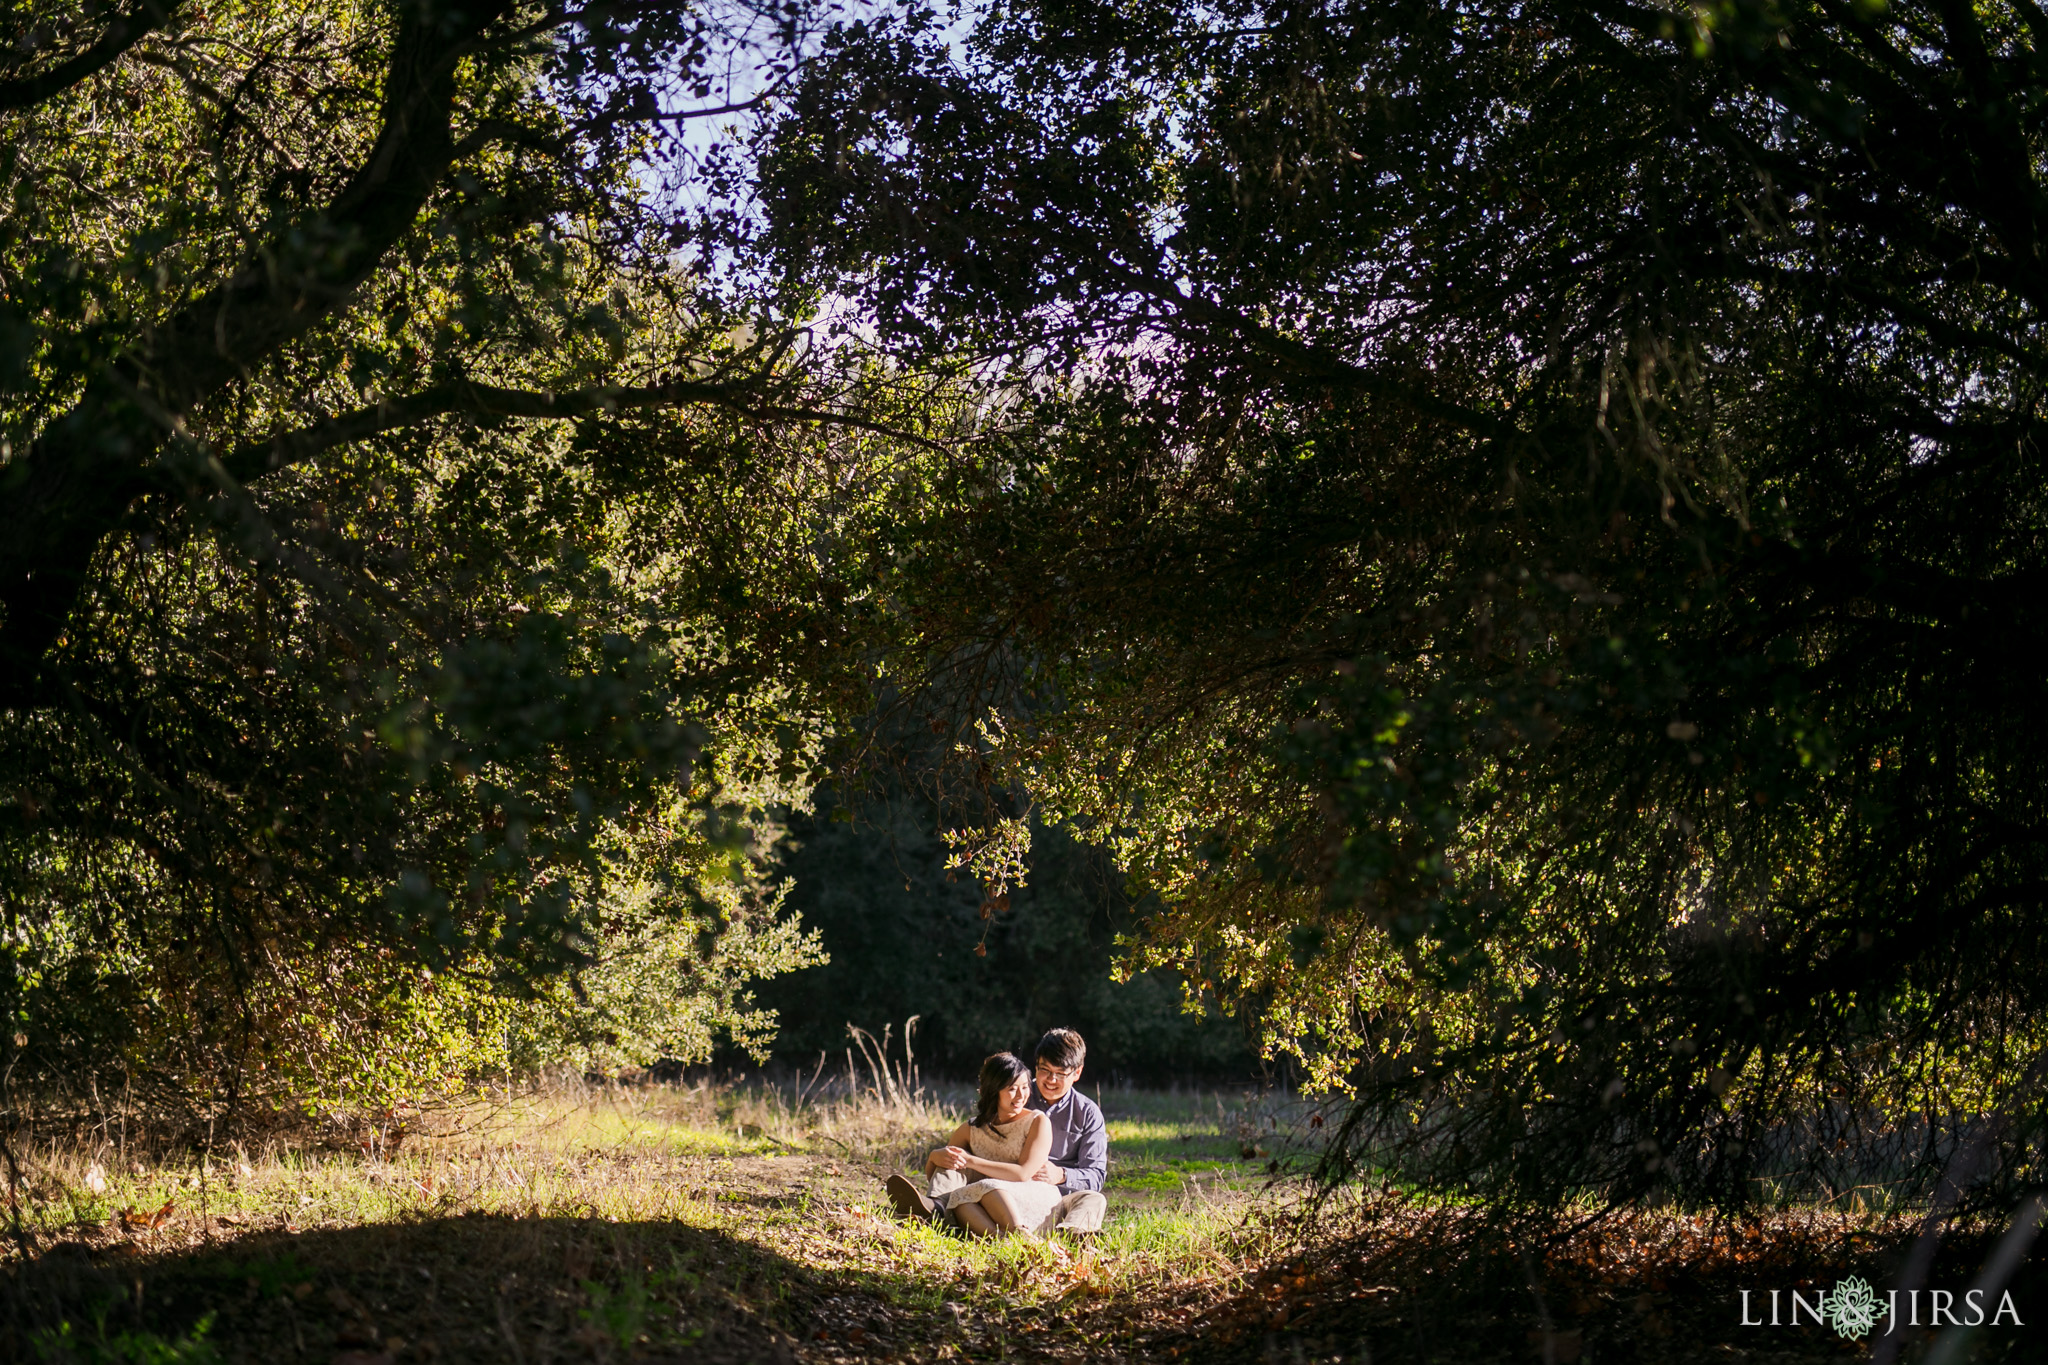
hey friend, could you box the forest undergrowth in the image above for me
[1,1078,2040,1364]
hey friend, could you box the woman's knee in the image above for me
[980,1190,1020,1228]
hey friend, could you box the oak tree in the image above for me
[758,0,2048,1209]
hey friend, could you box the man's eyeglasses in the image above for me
[1035,1065,1079,1081]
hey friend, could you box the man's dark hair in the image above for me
[1034,1028,1086,1070]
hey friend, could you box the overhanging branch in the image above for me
[218,376,952,481]
[0,1,181,111]
[0,0,516,701]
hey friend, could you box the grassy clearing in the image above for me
[1,1078,1301,1363]
[6,1082,2029,1364]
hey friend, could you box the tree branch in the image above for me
[1099,262,1512,436]
[141,0,514,407]
[0,1,181,111]
[218,376,953,482]
[0,0,514,705]
[569,78,791,138]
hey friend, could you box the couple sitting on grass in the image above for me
[886,1028,1109,1237]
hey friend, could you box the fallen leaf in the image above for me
[118,1200,175,1230]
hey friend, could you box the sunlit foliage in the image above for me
[0,0,867,1109]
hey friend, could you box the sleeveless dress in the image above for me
[934,1113,1066,1233]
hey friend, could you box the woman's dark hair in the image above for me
[971,1052,1031,1129]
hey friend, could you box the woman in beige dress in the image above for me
[923,1052,1065,1236]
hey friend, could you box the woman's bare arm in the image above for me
[962,1114,1052,1183]
[924,1122,974,1174]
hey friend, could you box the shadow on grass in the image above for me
[3,1212,945,1364]
[1159,1205,2048,1365]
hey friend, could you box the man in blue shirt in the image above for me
[1025,1028,1108,1216]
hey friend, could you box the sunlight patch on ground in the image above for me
[1103,1119,1222,1142]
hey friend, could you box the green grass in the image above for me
[1115,1160,1239,1193]
[3,1080,1304,1362]
[1098,1090,1279,1210]
[9,1080,1966,1363]
[29,1310,223,1364]
[1089,1205,1257,1269]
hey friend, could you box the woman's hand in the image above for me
[926,1123,975,1175]
[952,1115,1055,1183]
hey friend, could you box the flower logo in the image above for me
[1826,1276,1881,1340]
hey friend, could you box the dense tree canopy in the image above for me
[7,0,2047,1224]
[0,0,928,1108]
[750,0,2048,1210]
